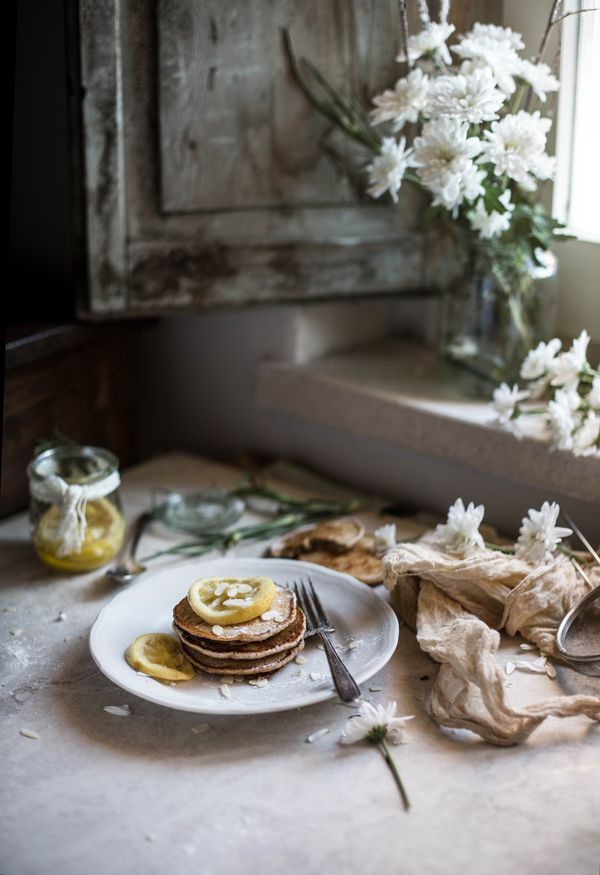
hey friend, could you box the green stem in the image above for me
[485,541,514,555]
[378,739,411,811]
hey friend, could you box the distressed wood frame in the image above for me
[77,0,501,317]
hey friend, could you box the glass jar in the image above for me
[28,445,125,572]
[439,242,558,389]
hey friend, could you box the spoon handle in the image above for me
[127,512,152,564]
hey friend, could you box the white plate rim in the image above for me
[89,557,399,715]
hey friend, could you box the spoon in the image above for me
[105,512,152,584]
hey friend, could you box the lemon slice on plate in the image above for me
[126,633,195,681]
[187,576,276,625]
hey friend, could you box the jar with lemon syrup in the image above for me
[28,445,126,572]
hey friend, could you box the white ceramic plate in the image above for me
[89,557,399,715]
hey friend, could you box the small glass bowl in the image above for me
[152,489,245,535]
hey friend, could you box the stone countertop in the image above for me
[1,453,599,875]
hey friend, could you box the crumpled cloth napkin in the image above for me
[383,539,600,745]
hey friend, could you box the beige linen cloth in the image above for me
[384,538,600,745]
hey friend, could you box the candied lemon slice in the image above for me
[34,497,125,573]
[126,633,195,681]
[188,576,276,625]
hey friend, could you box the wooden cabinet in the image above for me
[76,0,498,316]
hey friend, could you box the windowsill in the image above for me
[257,338,599,503]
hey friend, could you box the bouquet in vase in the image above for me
[284,1,584,383]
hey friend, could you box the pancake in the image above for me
[182,641,304,675]
[269,518,364,558]
[302,546,383,585]
[173,584,296,643]
[175,607,306,660]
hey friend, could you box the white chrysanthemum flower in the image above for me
[373,523,397,554]
[470,190,514,239]
[396,22,455,66]
[452,24,524,94]
[588,376,600,409]
[434,498,485,555]
[528,247,557,280]
[516,59,560,103]
[341,701,414,746]
[515,501,572,565]
[573,411,600,457]
[520,338,562,381]
[366,136,413,203]
[549,330,590,387]
[492,381,529,423]
[479,111,553,189]
[428,68,506,124]
[370,69,430,132]
[548,386,581,450]
[412,118,484,213]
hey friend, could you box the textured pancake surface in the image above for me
[175,608,306,660]
[182,641,304,675]
[173,585,296,642]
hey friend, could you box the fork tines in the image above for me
[292,579,335,634]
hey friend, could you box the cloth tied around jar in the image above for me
[383,536,600,746]
[29,471,121,557]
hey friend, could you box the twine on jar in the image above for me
[29,472,121,556]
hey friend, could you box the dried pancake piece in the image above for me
[182,641,305,676]
[175,608,306,660]
[302,546,383,585]
[173,585,296,643]
[269,518,364,558]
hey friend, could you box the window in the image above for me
[554,2,600,243]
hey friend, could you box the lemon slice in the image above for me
[125,633,195,681]
[187,576,276,626]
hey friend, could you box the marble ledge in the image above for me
[256,338,600,504]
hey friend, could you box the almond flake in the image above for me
[220,676,234,685]
[219,684,231,699]
[19,728,40,739]
[248,678,268,688]
[545,662,557,679]
[9,628,23,637]
[104,704,131,716]
[191,724,211,734]
[306,728,330,743]
[212,625,224,637]
[261,611,281,621]
[309,672,323,681]
[56,611,67,622]
[369,686,382,692]
[317,643,325,651]
[505,662,516,675]
[294,655,307,665]
[519,643,536,651]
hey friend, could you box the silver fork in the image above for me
[292,578,361,702]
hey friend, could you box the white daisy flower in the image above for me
[479,111,553,189]
[412,118,484,213]
[470,191,514,239]
[516,59,560,103]
[370,68,430,132]
[428,68,506,124]
[549,330,590,387]
[341,701,414,746]
[520,338,562,381]
[452,24,524,94]
[515,501,572,565]
[548,386,581,451]
[492,382,529,423]
[366,136,413,203]
[588,376,600,409]
[573,411,600,457]
[396,22,455,66]
[373,523,397,554]
[434,497,485,555]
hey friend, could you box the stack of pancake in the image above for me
[172,584,306,677]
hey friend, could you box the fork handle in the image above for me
[317,630,361,702]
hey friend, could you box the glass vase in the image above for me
[439,243,557,389]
